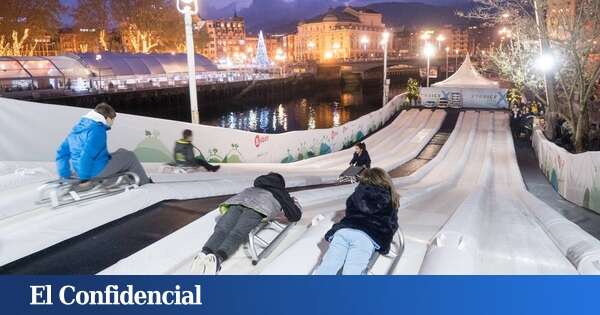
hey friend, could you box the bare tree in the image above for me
[465,0,600,152]
[72,0,111,52]
[111,0,184,53]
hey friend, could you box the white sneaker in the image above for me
[203,254,219,275]
[190,253,208,274]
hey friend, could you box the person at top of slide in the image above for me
[314,168,399,275]
[56,102,151,185]
[349,142,371,169]
[173,129,220,172]
[191,172,302,275]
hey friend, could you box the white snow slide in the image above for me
[100,111,600,275]
[0,108,444,267]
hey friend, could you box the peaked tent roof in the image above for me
[432,54,499,88]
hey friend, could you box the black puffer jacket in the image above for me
[350,151,371,169]
[325,183,398,254]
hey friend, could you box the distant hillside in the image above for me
[366,2,471,28]
[203,1,474,33]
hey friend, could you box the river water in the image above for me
[200,83,405,134]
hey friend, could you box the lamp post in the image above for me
[177,0,200,124]
[332,42,341,60]
[423,43,435,87]
[381,30,390,106]
[275,48,286,77]
[455,49,459,69]
[445,47,449,78]
[307,40,315,61]
[436,34,445,49]
[95,54,102,92]
[360,35,369,59]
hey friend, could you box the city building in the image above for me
[27,35,59,56]
[283,34,297,62]
[414,26,469,57]
[59,28,105,54]
[466,25,496,55]
[199,13,247,63]
[295,6,387,62]
[392,28,418,58]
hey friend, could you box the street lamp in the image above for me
[423,43,435,87]
[455,49,459,69]
[176,0,200,124]
[360,36,369,59]
[436,34,445,49]
[381,30,390,106]
[535,53,557,73]
[445,47,449,78]
[307,40,315,60]
[275,48,286,77]
[95,54,102,92]
[332,42,341,59]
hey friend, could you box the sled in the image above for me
[337,166,366,184]
[248,220,298,265]
[36,172,140,209]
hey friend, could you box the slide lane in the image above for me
[102,110,600,275]
[99,111,447,275]
[255,111,481,275]
[0,109,443,269]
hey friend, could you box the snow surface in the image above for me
[0,109,444,267]
[100,111,600,275]
[3,108,600,275]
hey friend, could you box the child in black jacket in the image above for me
[349,142,371,169]
[173,129,220,172]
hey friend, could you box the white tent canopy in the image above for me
[433,54,499,88]
[420,54,507,109]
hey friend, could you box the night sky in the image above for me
[59,0,471,26]
[59,0,469,11]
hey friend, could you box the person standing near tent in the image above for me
[56,103,151,185]
[173,129,220,172]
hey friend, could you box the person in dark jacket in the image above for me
[191,172,302,275]
[349,142,371,169]
[56,103,151,185]
[315,168,399,275]
[173,129,220,172]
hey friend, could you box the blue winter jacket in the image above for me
[56,114,110,180]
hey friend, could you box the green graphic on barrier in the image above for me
[223,144,243,163]
[550,169,559,191]
[134,130,172,163]
[208,149,224,163]
[281,149,295,163]
[584,185,600,211]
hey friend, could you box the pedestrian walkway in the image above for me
[515,139,600,240]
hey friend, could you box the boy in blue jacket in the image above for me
[56,103,151,185]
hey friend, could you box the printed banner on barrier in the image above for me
[0,95,404,164]
[532,129,600,213]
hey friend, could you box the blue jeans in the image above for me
[314,228,377,275]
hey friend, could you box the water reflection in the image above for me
[206,84,404,134]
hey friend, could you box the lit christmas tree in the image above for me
[255,30,271,68]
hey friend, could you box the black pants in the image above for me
[193,157,216,171]
[203,205,264,260]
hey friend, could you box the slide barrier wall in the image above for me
[532,129,600,214]
[0,94,405,164]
